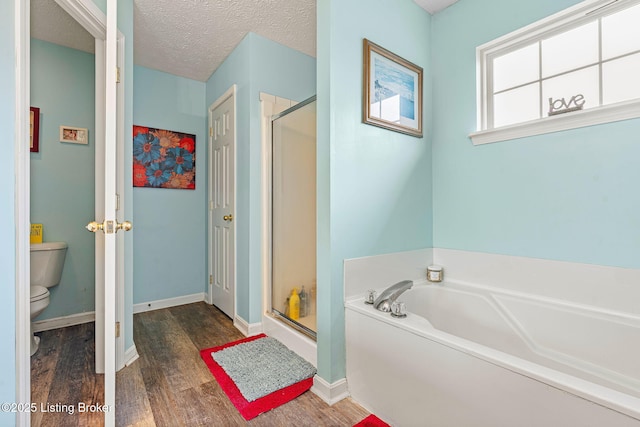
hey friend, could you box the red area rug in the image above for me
[199,333,314,420]
[354,414,391,427]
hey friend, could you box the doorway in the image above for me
[17,0,126,425]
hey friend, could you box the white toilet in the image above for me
[30,242,68,356]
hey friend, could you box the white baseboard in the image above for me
[311,375,349,406]
[233,315,263,337]
[32,311,95,332]
[124,344,139,367]
[133,292,205,314]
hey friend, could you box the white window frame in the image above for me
[471,0,640,145]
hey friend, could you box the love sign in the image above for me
[548,94,585,116]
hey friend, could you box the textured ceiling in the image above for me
[134,0,317,82]
[31,0,94,54]
[31,0,459,83]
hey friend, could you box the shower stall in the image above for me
[270,96,317,338]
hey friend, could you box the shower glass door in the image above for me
[271,96,317,338]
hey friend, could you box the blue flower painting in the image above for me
[133,125,196,189]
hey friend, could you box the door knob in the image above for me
[117,221,133,232]
[86,221,104,233]
[86,220,133,234]
[223,214,233,222]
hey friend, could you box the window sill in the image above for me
[469,99,640,145]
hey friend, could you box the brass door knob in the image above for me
[223,214,233,222]
[117,221,133,232]
[86,220,133,234]
[86,221,103,233]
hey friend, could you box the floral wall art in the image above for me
[133,125,196,189]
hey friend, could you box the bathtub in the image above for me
[345,280,640,426]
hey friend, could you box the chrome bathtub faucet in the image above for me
[373,280,413,313]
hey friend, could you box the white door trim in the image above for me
[208,85,237,314]
[15,1,126,425]
[14,0,31,425]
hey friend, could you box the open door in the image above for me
[83,1,130,425]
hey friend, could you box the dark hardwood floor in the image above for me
[31,302,370,426]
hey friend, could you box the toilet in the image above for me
[30,242,67,356]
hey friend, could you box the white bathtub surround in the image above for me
[433,248,640,315]
[343,248,433,300]
[344,249,640,426]
[346,302,640,426]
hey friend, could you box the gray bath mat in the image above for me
[211,335,316,402]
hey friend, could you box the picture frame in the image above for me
[133,125,196,190]
[363,39,423,138]
[59,126,88,144]
[30,107,40,152]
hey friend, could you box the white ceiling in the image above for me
[30,0,459,83]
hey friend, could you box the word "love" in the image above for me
[548,94,585,116]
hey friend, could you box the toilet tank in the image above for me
[30,242,68,288]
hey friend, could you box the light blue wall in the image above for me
[206,32,316,323]
[132,66,207,304]
[30,39,96,320]
[0,1,17,422]
[431,0,640,269]
[317,0,433,382]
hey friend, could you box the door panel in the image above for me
[210,92,236,318]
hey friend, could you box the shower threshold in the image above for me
[271,309,317,341]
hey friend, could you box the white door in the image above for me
[209,88,236,319]
[85,2,129,426]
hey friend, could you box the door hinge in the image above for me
[115,321,121,338]
[116,194,120,211]
[209,275,213,285]
[116,67,121,83]
[209,127,213,137]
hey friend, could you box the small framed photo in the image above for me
[30,107,40,152]
[60,126,88,144]
[363,39,423,138]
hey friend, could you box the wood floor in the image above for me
[31,302,370,426]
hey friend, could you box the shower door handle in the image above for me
[223,214,233,222]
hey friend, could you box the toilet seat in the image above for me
[30,285,49,302]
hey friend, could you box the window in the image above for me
[471,0,640,145]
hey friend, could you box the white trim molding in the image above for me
[133,293,205,314]
[311,376,349,406]
[470,99,640,145]
[15,0,31,424]
[233,315,263,337]
[124,345,139,367]
[32,312,95,332]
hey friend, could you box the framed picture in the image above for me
[132,125,196,190]
[60,126,88,144]
[363,39,423,138]
[30,107,40,152]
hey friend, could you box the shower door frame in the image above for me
[269,95,317,340]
